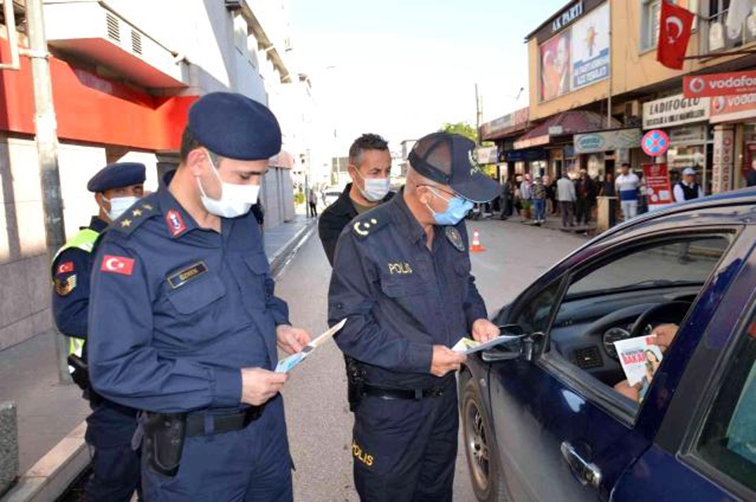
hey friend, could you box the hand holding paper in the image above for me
[452,333,525,355]
[275,319,347,373]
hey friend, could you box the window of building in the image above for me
[641,0,662,51]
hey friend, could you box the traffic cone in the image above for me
[470,229,485,253]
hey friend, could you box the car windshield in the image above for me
[566,238,727,300]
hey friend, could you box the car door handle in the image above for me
[560,441,602,489]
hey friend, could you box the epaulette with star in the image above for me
[112,196,159,236]
[351,212,390,240]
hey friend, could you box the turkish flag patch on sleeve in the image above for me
[101,255,135,276]
[56,261,74,275]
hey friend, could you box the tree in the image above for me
[439,122,478,143]
[439,122,493,147]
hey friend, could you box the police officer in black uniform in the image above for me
[318,133,394,266]
[51,162,145,501]
[87,92,311,501]
[328,132,502,501]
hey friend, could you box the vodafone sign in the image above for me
[683,71,756,98]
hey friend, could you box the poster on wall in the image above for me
[539,2,610,102]
[643,163,673,210]
[540,30,572,101]
[571,3,610,90]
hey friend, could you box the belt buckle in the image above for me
[413,388,423,400]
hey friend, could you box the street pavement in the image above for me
[278,219,588,501]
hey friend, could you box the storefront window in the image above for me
[668,144,707,192]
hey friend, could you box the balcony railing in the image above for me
[705,9,756,53]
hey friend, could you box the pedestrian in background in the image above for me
[601,171,616,197]
[328,132,501,501]
[318,133,394,266]
[615,162,640,221]
[52,162,145,502]
[531,176,547,225]
[520,173,532,220]
[557,171,576,227]
[747,159,756,187]
[499,178,512,220]
[88,93,311,501]
[674,167,704,202]
[574,169,595,225]
[308,188,319,217]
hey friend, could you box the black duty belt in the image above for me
[185,406,263,437]
[360,383,446,401]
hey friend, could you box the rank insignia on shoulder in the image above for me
[112,197,157,235]
[167,261,208,289]
[445,227,466,252]
[352,217,384,239]
[55,275,77,296]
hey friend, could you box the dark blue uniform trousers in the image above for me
[85,399,141,501]
[352,387,458,502]
[141,396,292,502]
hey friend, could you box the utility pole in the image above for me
[474,83,482,145]
[607,0,613,129]
[25,0,70,383]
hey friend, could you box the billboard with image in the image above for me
[571,3,610,90]
[539,2,610,102]
[540,31,572,101]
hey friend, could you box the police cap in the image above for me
[187,92,282,161]
[408,132,500,203]
[87,162,146,193]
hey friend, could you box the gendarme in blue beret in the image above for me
[188,92,282,161]
[87,162,146,193]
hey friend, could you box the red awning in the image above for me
[513,111,622,150]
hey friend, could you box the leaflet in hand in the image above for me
[614,336,663,386]
[275,319,347,373]
[451,334,524,355]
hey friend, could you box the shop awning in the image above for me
[513,111,622,150]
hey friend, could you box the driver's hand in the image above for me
[651,324,679,350]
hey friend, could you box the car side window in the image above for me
[694,318,756,492]
[511,279,562,335]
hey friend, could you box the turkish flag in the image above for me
[56,261,74,275]
[657,1,695,70]
[101,255,135,276]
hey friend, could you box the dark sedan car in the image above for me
[459,189,756,501]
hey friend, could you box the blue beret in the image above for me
[87,162,146,193]
[187,92,282,161]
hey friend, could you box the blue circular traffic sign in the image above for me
[641,130,669,157]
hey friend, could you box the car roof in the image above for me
[603,187,756,238]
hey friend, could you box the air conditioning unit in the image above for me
[624,100,641,121]
[43,2,185,88]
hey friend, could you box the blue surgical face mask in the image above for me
[426,188,474,226]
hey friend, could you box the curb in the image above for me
[268,219,317,278]
[0,219,317,502]
[1,422,90,502]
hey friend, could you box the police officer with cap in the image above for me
[328,132,501,501]
[88,92,311,501]
[51,161,145,501]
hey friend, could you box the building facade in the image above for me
[482,0,756,194]
[0,0,314,350]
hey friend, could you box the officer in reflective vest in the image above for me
[51,161,145,502]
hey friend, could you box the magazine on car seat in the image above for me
[614,335,664,389]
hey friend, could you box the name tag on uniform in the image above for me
[167,262,208,289]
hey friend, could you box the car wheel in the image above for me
[461,375,510,502]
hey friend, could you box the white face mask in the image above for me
[197,154,260,218]
[354,169,390,202]
[103,195,139,221]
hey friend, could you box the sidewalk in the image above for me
[0,214,317,501]
[474,211,597,238]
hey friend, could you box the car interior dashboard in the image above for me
[549,286,699,386]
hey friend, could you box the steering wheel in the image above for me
[628,301,692,340]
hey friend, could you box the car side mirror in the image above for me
[480,328,544,363]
